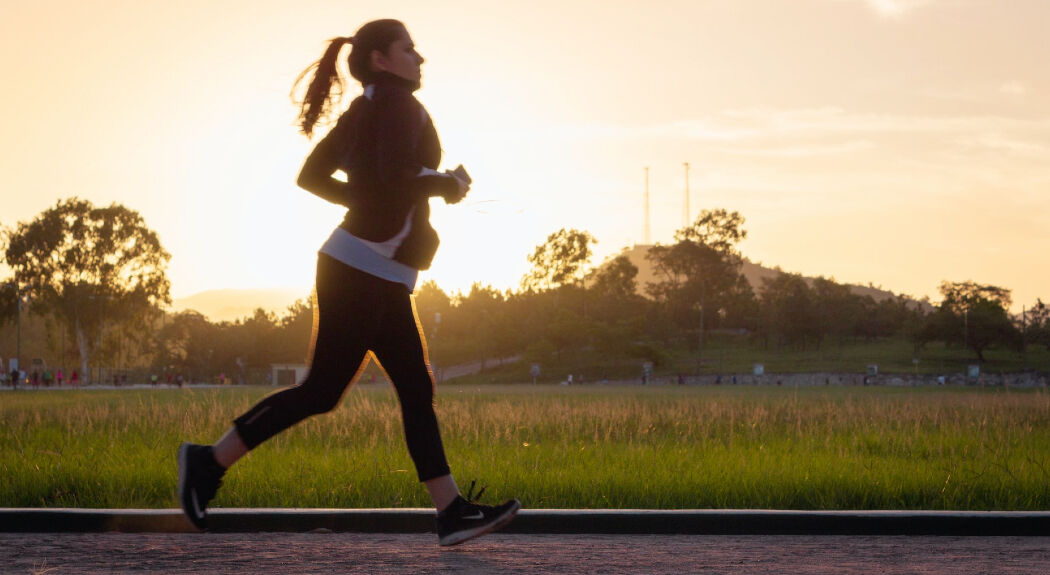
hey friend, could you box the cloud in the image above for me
[843,0,934,18]
[552,107,1050,151]
[717,140,876,158]
[957,134,1050,157]
[1000,82,1027,97]
[552,119,757,143]
[716,107,1050,138]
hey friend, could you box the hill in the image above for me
[172,288,307,323]
[617,244,920,305]
[173,246,925,323]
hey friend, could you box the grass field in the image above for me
[2,383,1049,511]
[449,337,1050,385]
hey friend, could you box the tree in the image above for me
[925,280,1019,361]
[587,253,648,328]
[457,283,507,369]
[587,254,638,300]
[675,208,747,254]
[1026,299,1050,351]
[939,280,1012,312]
[156,310,216,376]
[4,198,171,381]
[646,209,748,371]
[759,273,817,350]
[414,280,452,340]
[810,277,856,348]
[522,228,596,291]
[275,296,316,363]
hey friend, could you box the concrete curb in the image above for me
[3,509,1050,536]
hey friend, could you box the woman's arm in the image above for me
[296,113,360,206]
[374,92,462,202]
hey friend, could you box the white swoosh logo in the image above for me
[463,511,484,520]
[191,491,205,519]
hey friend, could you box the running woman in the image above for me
[178,19,519,546]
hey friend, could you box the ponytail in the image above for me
[292,19,407,137]
[293,36,352,137]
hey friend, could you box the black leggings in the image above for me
[233,254,450,482]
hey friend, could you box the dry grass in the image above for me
[2,383,1049,510]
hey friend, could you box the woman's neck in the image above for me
[372,71,420,92]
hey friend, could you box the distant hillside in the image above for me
[172,288,308,323]
[174,246,925,323]
[617,244,922,306]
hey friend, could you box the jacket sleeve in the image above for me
[374,92,461,201]
[296,113,362,207]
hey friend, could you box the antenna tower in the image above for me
[683,162,691,228]
[644,167,651,244]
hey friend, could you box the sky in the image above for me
[1,0,1047,311]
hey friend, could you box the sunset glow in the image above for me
[2,0,1047,311]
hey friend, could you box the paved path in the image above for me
[4,533,1050,574]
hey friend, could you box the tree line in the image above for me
[2,198,1048,383]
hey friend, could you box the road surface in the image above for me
[5,532,1050,574]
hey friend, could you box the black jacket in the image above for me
[297,72,459,270]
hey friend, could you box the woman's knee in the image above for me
[397,380,435,414]
[286,376,346,416]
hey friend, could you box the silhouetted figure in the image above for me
[177,19,517,546]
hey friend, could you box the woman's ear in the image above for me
[370,49,387,73]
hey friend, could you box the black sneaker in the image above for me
[436,482,521,546]
[177,442,225,530]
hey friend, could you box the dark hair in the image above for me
[293,19,407,137]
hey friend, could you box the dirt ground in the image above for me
[4,532,1050,574]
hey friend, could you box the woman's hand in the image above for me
[444,171,470,204]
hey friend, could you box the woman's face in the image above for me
[373,29,424,83]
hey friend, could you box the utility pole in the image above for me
[5,283,23,382]
[644,166,651,244]
[1022,304,1027,368]
[16,290,22,380]
[683,162,691,228]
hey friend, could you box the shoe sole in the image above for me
[439,500,521,547]
[176,443,206,531]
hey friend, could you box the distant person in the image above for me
[56,369,63,387]
[177,19,518,546]
[10,368,18,388]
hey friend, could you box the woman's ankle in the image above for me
[212,427,248,469]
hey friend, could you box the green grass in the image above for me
[455,337,1050,385]
[2,384,1050,510]
[681,336,1050,375]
